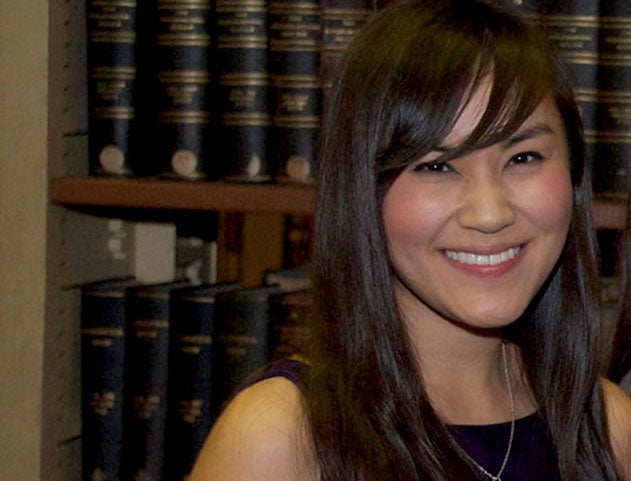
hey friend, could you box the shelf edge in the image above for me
[50,177,316,215]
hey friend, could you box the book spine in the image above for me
[81,280,134,481]
[164,283,238,481]
[215,0,272,182]
[268,288,312,361]
[319,1,373,101]
[268,0,322,183]
[535,3,602,194]
[151,0,215,180]
[216,212,245,282]
[517,1,629,196]
[122,283,182,481]
[591,3,631,196]
[85,0,139,177]
[213,286,276,408]
[282,214,314,268]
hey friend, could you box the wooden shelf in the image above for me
[50,176,315,215]
[50,176,626,228]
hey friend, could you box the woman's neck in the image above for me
[405,313,536,425]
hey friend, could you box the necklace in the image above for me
[456,342,515,481]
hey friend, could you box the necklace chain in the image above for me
[456,342,515,481]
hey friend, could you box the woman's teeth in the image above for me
[444,247,521,266]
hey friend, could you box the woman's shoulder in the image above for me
[601,378,631,479]
[188,368,318,481]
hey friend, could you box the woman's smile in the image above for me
[443,245,522,267]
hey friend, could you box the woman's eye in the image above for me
[509,151,543,165]
[413,161,452,173]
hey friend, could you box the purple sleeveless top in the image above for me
[240,359,561,480]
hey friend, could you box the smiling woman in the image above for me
[188,1,631,480]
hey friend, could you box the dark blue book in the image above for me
[164,282,239,481]
[515,1,600,137]
[81,277,137,481]
[591,1,631,196]
[320,0,373,99]
[122,280,189,481]
[268,288,313,361]
[215,0,272,182]
[515,1,630,195]
[85,0,139,176]
[151,0,215,180]
[268,0,322,183]
[213,285,281,409]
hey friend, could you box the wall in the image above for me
[0,0,48,478]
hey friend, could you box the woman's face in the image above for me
[382,85,573,331]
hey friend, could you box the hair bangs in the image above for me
[446,22,557,157]
[375,1,557,178]
[373,26,485,175]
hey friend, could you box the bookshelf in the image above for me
[50,176,625,229]
[50,177,315,214]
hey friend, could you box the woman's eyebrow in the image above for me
[500,123,554,149]
[431,122,555,155]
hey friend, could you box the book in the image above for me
[216,212,244,283]
[85,0,140,176]
[212,285,280,408]
[590,2,631,196]
[515,1,600,141]
[282,214,314,269]
[151,0,215,180]
[268,0,322,183]
[516,1,630,196]
[80,277,137,481]
[122,280,189,481]
[164,282,239,481]
[268,287,313,361]
[215,0,272,182]
[319,0,374,101]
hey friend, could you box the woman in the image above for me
[190,0,631,479]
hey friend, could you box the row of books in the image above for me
[85,0,631,194]
[86,0,375,184]
[515,0,631,196]
[81,269,312,481]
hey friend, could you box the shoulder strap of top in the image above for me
[236,357,309,395]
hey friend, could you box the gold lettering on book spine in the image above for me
[543,15,600,66]
[216,0,268,49]
[132,395,161,420]
[88,391,118,416]
[88,0,137,43]
[178,399,204,423]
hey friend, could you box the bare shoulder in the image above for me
[602,378,631,479]
[188,376,319,481]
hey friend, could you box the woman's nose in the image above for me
[456,180,516,233]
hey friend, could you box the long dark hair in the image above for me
[308,0,621,480]
[609,194,631,383]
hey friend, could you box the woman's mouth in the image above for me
[443,246,522,266]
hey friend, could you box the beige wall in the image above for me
[0,0,48,478]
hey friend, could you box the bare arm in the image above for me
[188,377,318,481]
[602,378,631,480]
